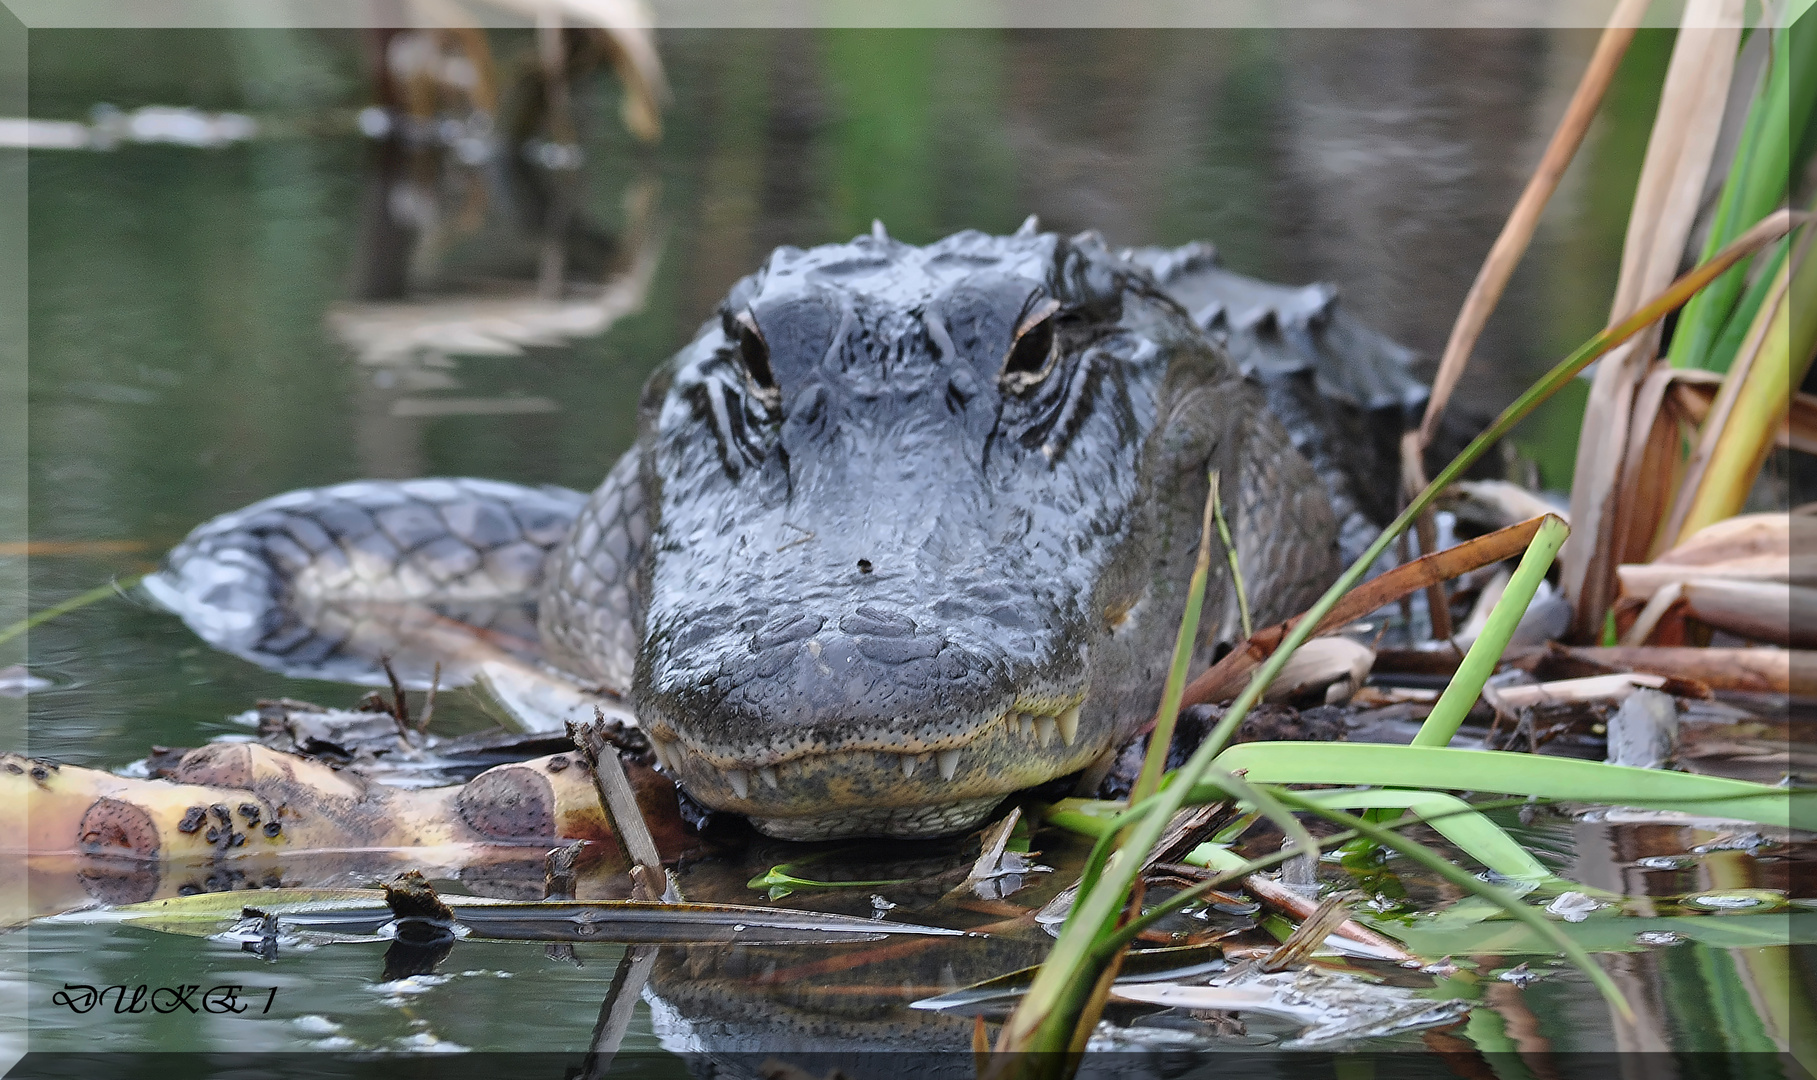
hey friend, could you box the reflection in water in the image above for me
[340,77,665,475]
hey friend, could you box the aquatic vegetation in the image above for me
[983,7,1816,1061]
[988,209,1798,1062]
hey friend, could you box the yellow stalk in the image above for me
[1674,230,1817,543]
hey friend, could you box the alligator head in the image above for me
[631,223,1250,840]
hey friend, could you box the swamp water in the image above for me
[7,26,1811,1072]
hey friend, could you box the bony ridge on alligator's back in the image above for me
[146,218,1423,842]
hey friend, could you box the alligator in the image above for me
[148,220,1423,841]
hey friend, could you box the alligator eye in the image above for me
[733,310,776,393]
[1000,298,1061,388]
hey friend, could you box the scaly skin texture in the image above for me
[552,227,1339,839]
[153,226,1423,840]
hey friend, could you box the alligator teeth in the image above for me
[651,738,675,770]
[900,754,918,779]
[1057,703,1080,746]
[1034,716,1057,747]
[937,748,961,781]
[726,768,749,799]
[758,765,779,789]
[1019,714,1034,740]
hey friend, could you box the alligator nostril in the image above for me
[850,636,942,664]
[856,559,873,574]
[753,613,823,650]
[840,605,916,637]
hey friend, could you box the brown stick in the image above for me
[378,654,412,739]
[1416,0,1647,449]
[1415,495,1456,641]
[416,661,440,734]
[1239,873,1413,964]
[1383,641,1809,698]
[568,712,668,900]
[1181,516,1549,707]
[1672,380,1817,454]
[1260,889,1374,972]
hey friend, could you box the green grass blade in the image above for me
[1210,470,1251,639]
[1291,789,1556,882]
[990,215,1792,1060]
[1104,793,1562,958]
[1269,790,1634,1020]
[1668,21,1817,370]
[1205,743,1803,829]
[1130,474,1219,805]
[1706,237,1790,367]
[0,574,145,647]
[1415,515,1569,748]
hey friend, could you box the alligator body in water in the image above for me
[149,222,1423,841]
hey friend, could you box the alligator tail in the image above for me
[143,477,588,687]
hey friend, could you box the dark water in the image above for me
[11,26,1809,1066]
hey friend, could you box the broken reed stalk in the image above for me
[1661,252,1791,545]
[1562,0,1745,639]
[1182,515,1549,706]
[417,661,441,733]
[580,945,660,1080]
[1412,514,1570,748]
[378,654,413,739]
[1260,889,1363,972]
[1128,474,1218,806]
[990,212,1793,1062]
[1563,644,1809,695]
[1238,872,1413,963]
[1671,219,1817,545]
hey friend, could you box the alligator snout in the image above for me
[635,592,1102,840]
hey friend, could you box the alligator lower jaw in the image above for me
[750,796,1011,841]
[645,700,1102,840]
